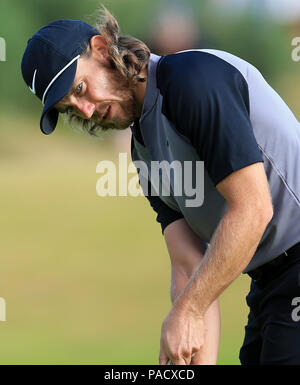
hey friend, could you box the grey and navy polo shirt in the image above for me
[130,50,300,272]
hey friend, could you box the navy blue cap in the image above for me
[21,20,99,134]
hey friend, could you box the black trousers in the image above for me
[239,243,300,365]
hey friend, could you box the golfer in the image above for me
[21,7,300,365]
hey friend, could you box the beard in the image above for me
[98,96,138,131]
[66,64,140,136]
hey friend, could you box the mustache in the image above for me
[66,112,110,136]
[64,108,126,136]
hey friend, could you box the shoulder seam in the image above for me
[257,144,300,208]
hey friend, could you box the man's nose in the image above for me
[76,100,96,119]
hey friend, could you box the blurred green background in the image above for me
[0,0,299,364]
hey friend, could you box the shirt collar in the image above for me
[140,53,163,123]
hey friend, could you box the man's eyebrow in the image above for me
[56,105,67,113]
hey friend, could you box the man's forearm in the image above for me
[171,269,220,364]
[174,205,272,317]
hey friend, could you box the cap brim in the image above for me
[40,60,77,135]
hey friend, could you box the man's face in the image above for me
[55,43,139,131]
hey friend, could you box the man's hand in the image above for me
[159,306,205,365]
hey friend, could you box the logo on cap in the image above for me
[29,69,37,95]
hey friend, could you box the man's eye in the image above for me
[66,106,73,114]
[75,83,83,94]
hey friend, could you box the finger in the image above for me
[190,351,203,365]
[159,349,169,365]
[184,355,193,365]
[171,356,187,365]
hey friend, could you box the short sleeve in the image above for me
[144,180,184,234]
[157,51,264,186]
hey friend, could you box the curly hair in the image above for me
[94,6,150,86]
[64,6,150,136]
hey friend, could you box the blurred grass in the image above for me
[0,115,251,365]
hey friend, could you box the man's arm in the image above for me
[159,162,273,365]
[164,218,221,365]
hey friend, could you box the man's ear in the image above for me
[89,35,109,61]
